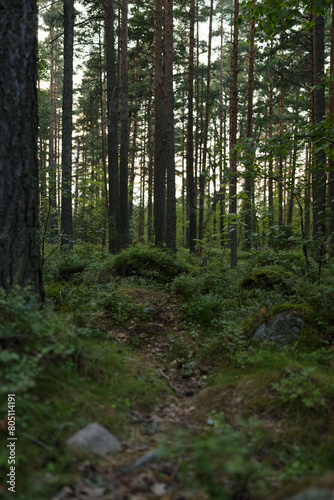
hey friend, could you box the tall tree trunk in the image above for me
[219,1,226,248]
[186,0,197,252]
[278,82,284,229]
[194,3,200,204]
[74,139,80,219]
[268,72,274,233]
[61,0,74,249]
[99,33,109,219]
[328,0,334,258]
[119,0,129,249]
[198,0,214,242]
[147,102,154,243]
[129,107,138,239]
[0,0,43,299]
[164,0,176,251]
[105,0,119,253]
[154,0,166,247]
[313,10,327,262]
[305,144,311,238]
[288,127,298,226]
[49,3,58,238]
[229,0,239,268]
[244,0,255,250]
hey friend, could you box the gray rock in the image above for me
[253,311,305,345]
[144,307,157,315]
[283,488,334,500]
[253,322,267,342]
[66,422,122,457]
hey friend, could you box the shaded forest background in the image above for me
[38,0,334,265]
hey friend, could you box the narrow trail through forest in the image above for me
[53,290,214,500]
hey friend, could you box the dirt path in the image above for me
[53,290,212,500]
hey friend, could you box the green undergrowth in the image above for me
[7,244,334,499]
[161,347,334,499]
[0,289,168,499]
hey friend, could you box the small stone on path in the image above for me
[66,422,121,457]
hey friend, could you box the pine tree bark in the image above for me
[154,0,166,247]
[244,0,255,250]
[186,0,197,252]
[328,0,334,258]
[278,81,284,229]
[119,0,129,249]
[312,11,327,261]
[198,0,214,242]
[0,0,43,299]
[164,0,176,251]
[99,33,109,219]
[288,126,298,226]
[128,108,138,237]
[219,1,226,248]
[305,144,311,238]
[148,108,154,244]
[105,0,120,253]
[61,0,74,249]
[268,71,274,233]
[229,0,239,268]
[49,2,58,238]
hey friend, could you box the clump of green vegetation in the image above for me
[111,245,190,285]
[0,288,168,499]
[240,267,295,292]
[162,347,334,499]
[0,288,77,393]
[171,270,224,300]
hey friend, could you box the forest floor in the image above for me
[2,245,334,500]
[53,289,215,500]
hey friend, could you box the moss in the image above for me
[111,245,190,286]
[242,303,323,350]
[240,267,295,292]
[270,303,315,318]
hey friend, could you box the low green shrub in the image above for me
[272,366,326,409]
[0,288,76,395]
[171,270,223,301]
[111,245,190,285]
[240,267,295,293]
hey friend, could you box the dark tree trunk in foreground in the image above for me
[105,0,120,253]
[328,0,334,258]
[164,0,176,251]
[119,0,129,249]
[61,0,75,249]
[0,0,43,299]
[154,0,166,247]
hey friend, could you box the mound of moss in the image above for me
[240,267,295,292]
[111,246,190,285]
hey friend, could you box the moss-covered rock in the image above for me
[240,267,295,292]
[243,304,322,348]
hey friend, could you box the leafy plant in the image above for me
[272,367,325,408]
